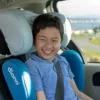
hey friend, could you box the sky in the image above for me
[57,0,100,18]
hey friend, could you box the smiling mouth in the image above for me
[42,49,53,55]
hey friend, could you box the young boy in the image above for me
[25,14,93,100]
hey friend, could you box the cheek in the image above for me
[35,41,44,49]
[54,43,61,50]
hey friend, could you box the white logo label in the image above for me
[8,67,20,85]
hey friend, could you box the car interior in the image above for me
[0,0,100,100]
[0,7,84,100]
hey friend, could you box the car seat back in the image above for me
[61,50,85,91]
[0,9,37,100]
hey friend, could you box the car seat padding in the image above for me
[2,59,36,100]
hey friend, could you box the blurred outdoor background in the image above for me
[57,0,100,62]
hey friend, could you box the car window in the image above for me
[57,0,100,63]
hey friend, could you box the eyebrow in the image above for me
[38,36,46,38]
[38,36,59,39]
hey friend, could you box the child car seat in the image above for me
[0,9,37,100]
[0,9,85,100]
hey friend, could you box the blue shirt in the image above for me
[25,53,80,100]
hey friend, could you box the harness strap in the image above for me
[55,61,64,100]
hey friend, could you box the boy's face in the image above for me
[34,27,61,61]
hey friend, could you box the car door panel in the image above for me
[84,63,100,100]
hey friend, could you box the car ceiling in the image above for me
[0,0,50,10]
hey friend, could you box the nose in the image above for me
[45,40,52,48]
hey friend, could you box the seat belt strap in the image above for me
[55,61,64,100]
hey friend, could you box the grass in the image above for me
[82,49,100,62]
[90,38,100,45]
[83,49,100,57]
[72,33,93,37]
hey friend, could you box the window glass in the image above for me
[57,0,100,63]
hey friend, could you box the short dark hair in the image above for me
[32,13,64,42]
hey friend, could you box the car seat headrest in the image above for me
[0,10,71,57]
[0,9,38,56]
[48,12,72,49]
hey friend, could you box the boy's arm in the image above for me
[70,79,93,100]
[36,91,46,100]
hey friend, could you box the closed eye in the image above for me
[38,36,46,41]
[52,39,58,43]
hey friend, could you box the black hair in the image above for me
[32,13,64,42]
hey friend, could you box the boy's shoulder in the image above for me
[25,53,38,65]
[25,57,35,65]
[56,55,68,63]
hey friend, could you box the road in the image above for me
[72,36,100,52]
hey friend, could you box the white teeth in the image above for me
[43,50,52,54]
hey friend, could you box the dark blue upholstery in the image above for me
[61,50,85,92]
